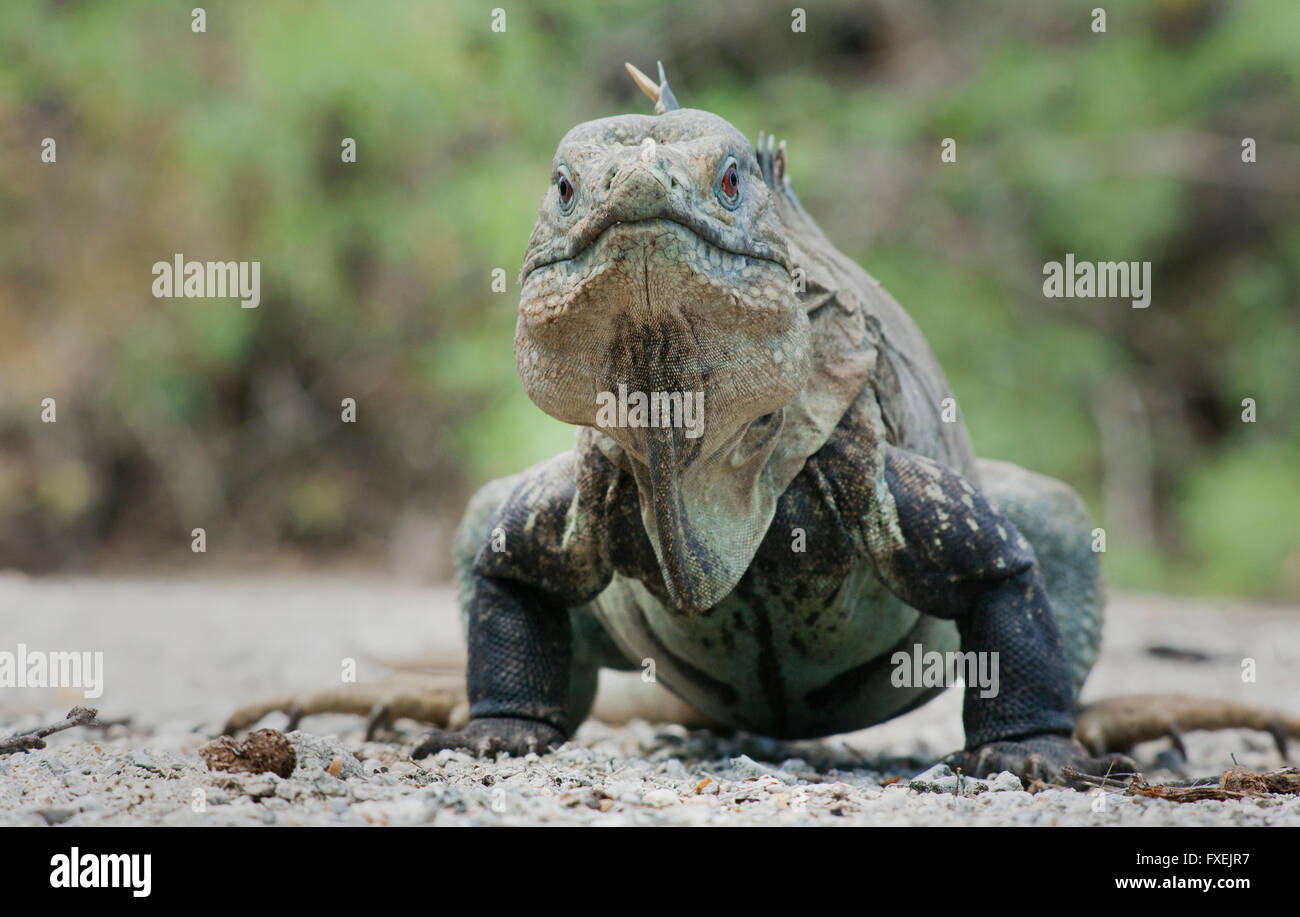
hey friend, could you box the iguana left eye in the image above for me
[716,158,741,208]
[556,166,576,214]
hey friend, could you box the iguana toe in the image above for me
[944,734,1136,786]
[410,717,565,760]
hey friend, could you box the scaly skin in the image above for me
[404,65,1134,784]
[220,69,1293,785]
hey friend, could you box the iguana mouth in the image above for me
[521,216,790,283]
[517,218,800,330]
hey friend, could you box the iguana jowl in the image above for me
[399,64,1245,781]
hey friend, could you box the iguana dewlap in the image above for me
[409,64,1149,781]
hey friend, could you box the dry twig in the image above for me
[0,706,100,755]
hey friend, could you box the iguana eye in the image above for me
[716,157,741,209]
[556,167,576,213]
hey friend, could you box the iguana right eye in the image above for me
[715,156,741,209]
[556,167,576,213]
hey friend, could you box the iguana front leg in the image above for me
[411,454,614,759]
[411,575,573,757]
[861,445,1132,782]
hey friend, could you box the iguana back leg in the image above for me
[1075,694,1300,759]
[222,669,469,738]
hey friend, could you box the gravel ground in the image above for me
[1,573,1297,826]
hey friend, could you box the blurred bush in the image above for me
[0,0,1297,597]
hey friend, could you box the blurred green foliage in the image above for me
[0,0,1297,598]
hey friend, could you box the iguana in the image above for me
[411,61,1126,783]
[228,64,1299,783]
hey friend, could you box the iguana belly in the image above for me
[591,559,959,738]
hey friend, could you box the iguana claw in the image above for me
[944,734,1137,786]
[410,717,565,760]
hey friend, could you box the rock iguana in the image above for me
[411,62,1131,782]
[229,63,1299,783]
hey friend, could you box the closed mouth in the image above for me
[521,217,789,283]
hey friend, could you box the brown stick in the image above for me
[0,706,100,755]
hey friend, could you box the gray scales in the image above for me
[227,63,1300,783]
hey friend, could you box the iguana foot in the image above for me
[222,673,469,738]
[944,734,1136,785]
[1074,694,1300,759]
[411,717,565,759]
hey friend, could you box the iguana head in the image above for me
[516,63,812,612]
